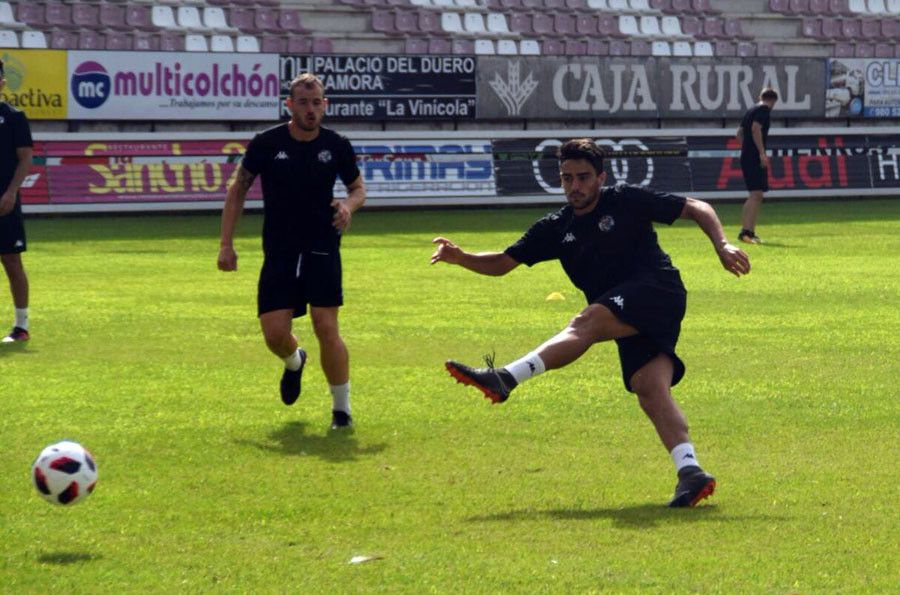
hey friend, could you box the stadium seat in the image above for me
[125,5,155,32]
[545,0,568,11]
[703,18,725,38]
[889,0,900,13]
[736,41,756,56]
[542,39,565,55]
[802,18,823,37]
[882,18,900,36]
[496,38,517,54]
[229,7,257,32]
[661,16,688,37]
[372,9,397,34]
[789,0,811,13]
[874,41,893,56]
[441,13,465,34]
[639,16,661,36]
[105,32,132,51]
[510,13,533,34]
[841,18,861,37]
[0,28,16,47]
[451,38,474,53]
[254,9,281,33]
[21,30,47,48]
[417,11,441,35]
[16,3,45,28]
[151,6,177,29]
[833,41,854,56]
[609,40,630,55]
[692,0,719,12]
[177,7,204,30]
[278,9,309,33]
[555,14,577,35]
[532,13,555,36]
[847,0,866,10]
[312,37,333,53]
[680,16,701,37]
[631,40,651,55]
[202,7,232,31]
[395,11,418,34]
[809,0,831,11]
[455,0,479,7]
[609,0,630,10]
[133,32,160,51]
[49,30,78,49]
[830,0,853,14]
[587,0,610,9]
[672,40,692,55]
[159,32,184,51]
[99,4,128,30]
[0,3,22,29]
[619,16,641,36]
[855,42,875,56]
[714,40,736,55]
[598,14,623,36]
[651,40,671,55]
[522,0,543,9]
[474,39,495,54]
[260,35,286,53]
[434,0,457,7]
[287,37,312,53]
[428,37,452,53]
[650,0,672,10]
[630,0,653,11]
[693,40,713,55]
[576,15,598,35]
[463,13,488,35]
[860,19,881,39]
[867,0,889,13]
[45,2,73,29]
[211,35,235,52]
[724,18,751,39]
[486,13,513,35]
[821,17,841,37]
[185,34,208,51]
[565,40,587,54]
[236,35,261,52]
[586,39,608,55]
[519,39,540,54]
[671,0,691,11]
[78,31,105,50]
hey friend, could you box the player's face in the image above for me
[287,85,328,131]
[560,159,605,214]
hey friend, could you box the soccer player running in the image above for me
[431,138,750,507]
[736,88,778,244]
[0,59,34,344]
[218,73,366,430]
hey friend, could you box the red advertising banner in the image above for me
[25,139,260,205]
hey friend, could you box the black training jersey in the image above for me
[740,103,771,160]
[241,124,360,254]
[505,183,686,303]
[0,103,33,197]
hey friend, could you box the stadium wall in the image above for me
[22,127,900,214]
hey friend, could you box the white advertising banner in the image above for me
[66,51,280,121]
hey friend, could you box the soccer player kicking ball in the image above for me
[431,138,750,507]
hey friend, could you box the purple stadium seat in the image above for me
[312,37,333,53]
[255,9,281,33]
[651,0,673,11]
[532,13,554,35]
[396,11,418,34]
[133,32,160,51]
[287,37,312,53]
[630,40,652,55]
[125,5,156,31]
[106,33,133,51]
[452,39,474,54]
[821,18,840,37]
[671,0,692,12]
[586,39,609,55]
[802,18,822,37]
[840,18,860,39]
[770,0,790,11]
[736,42,756,57]
[261,35,287,53]
[608,40,629,56]
[692,0,719,13]
[509,13,533,34]
[703,18,726,38]
[860,19,881,40]
[72,3,98,29]
[809,0,830,12]
[554,13,576,35]
[566,0,589,9]
[372,9,397,34]
[882,19,900,38]
[565,39,587,55]
[789,0,811,13]
[17,3,45,27]
[522,0,543,8]
[428,37,452,54]
[99,4,129,30]
[279,10,309,33]
[576,15,597,35]
[499,0,524,9]
[597,14,622,37]
[405,37,428,53]
[159,32,184,52]
[45,2,74,29]
[230,8,258,32]
[78,31,105,50]
[681,16,701,37]
[854,43,874,57]
[874,42,893,57]
[724,18,751,39]
[833,41,853,56]
[545,0,567,11]
[418,11,441,35]
[542,39,565,55]
[829,0,852,14]
[756,41,775,55]
[714,40,736,55]
[49,31,78,49]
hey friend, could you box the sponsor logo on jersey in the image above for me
[318,150,332,163]
[598,215,615,232]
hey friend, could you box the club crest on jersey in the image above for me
[0,116,5,125]
[598,215,615,232]
[318,150,332,163]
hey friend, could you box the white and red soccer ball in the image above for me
[32,441,98,505]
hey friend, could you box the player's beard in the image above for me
[567,190,599,213]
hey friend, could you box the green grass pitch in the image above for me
[1,199,898,592]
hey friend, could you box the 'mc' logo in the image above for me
[71,61,110,109]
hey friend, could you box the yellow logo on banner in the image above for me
[0,49,67,120]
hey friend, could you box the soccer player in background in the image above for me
[0,59,34,344]
[431,138,750,507]
[736,88,778,244]
[218,73,366,430]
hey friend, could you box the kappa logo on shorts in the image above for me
[562,232,576,243]
[318,150,332,163]
[610,295,624,309]
[598,215,615,232]
[0,116,4,125]
[275,151,289,160]
[14,240,23,248]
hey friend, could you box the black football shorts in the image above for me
[594,272,687,392]
[0,199,26,254]
[257,248,343,318]
[741,157,769,192]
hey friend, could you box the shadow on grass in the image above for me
[37,551,100,565]
[236,421,387,463]
[0,342,32,357]
[468,503,785,529]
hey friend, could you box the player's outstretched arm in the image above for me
[430,237,519,276]
[679,198,751,277]
[218,165,255,271]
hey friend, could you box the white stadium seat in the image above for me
[463,13,487,35]
[0,29,17,47]
[672,41,692,56]
[185,34,208,52]
[236,35,260,52]
[651,40,671,55]
[694,41,714,56]
[639,16,661,37]
[22,31,47,48]
[619,16,640,36]
[202,8,231,31]
[441,12,465,34]
[474,39,495,54]
[151,6,177,29]
[497,39,517,54]
[487,13,513,35]
[210,35,234,52]
[519,39,540,54]
[0,2,23,28]
[662,16,687,37]
[177,7,204,30]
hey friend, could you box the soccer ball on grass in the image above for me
[32,441,98,505]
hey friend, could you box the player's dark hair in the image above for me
[760,88,779,102]
[558,138,605,174]
[289,73,325,99]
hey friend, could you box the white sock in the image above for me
[330,382,351,414]
[504,352,546,385]
[671,443,700,473]
[282,349,303,371]
[15,307,28,330]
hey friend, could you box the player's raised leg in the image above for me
[260,308,306,406]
